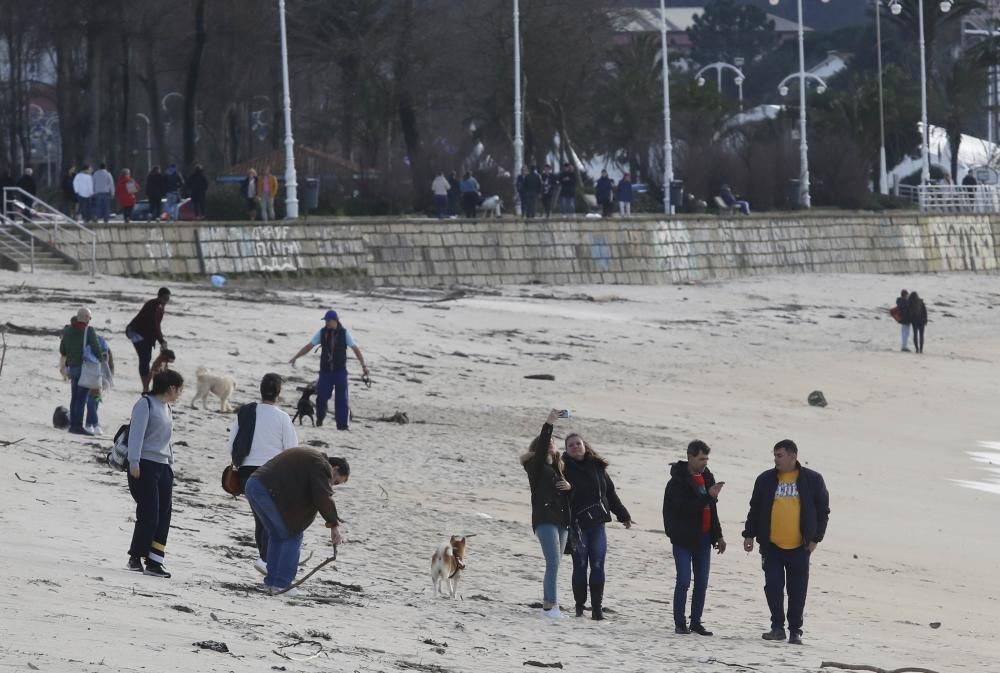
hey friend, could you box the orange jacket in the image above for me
[259,174,279,198]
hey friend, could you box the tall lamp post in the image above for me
[513,0,524,215]
[695,61,747,110]
[888,0,953,186]
[136,113,152,174]
[278,0,299,219]
[875,0,889,194]
[769,0,830,208]
[659,0,674,215]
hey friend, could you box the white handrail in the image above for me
[1,187,96,275]
[896,184,1000,213]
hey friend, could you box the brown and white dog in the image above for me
[151,348,176,376]
[430,535,468,598]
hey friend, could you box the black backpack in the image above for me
[107,397,151,471]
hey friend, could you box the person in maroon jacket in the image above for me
[127,287,171,393]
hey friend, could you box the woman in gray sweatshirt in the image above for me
[126,369,184,577]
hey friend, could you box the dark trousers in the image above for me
[433,194,448,219]
[127,460,173,563]
[149,197,163,221]
[600,198,613,217]
[78,196,92,222]
[68,365,90,431]
[912,323,925,353]
[132,335,155,378]
[447,193,459,216]
[237,465,267,561]
[762,543,810,632]
[462,192,478,218]
[122,205,134,223]
[192,194,206,218]
[523,191,538,218]
[317,368,349,429]
[541,193,554,217]
[571,523,607,586]
[673,533,712,627]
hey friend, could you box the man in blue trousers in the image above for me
[290,310,369,429]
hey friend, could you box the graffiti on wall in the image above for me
[930,217,997,272]
[198,226,303,272]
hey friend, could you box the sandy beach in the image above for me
[1,268,998,672]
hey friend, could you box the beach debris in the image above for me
[273,640,325,662]
[524,374,555,381]
[270,554,338,596]
[929,622,941,629]
[821,663,941,673]
[379,411,410,424]
[306,439,330,448]
[808,391,828,407]
[0,437,24,447]
[192,640,229,653]
[523,662,564,669]
[3,322,58,337]
[210,275,226,288]
[423,639,448,648]
[171,605,195,613]
[0,331,6,377]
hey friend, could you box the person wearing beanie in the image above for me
[289,310,369,429]
[58,307,106,435]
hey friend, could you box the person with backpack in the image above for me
[908,291,928,354]
[126,369,185,578]
[228,373,299,575]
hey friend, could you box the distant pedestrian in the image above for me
[125,369,185,578]
[259,166,279,221]
[93,163,115,223]
[893,289,911,352]
[558,163,577,214]
[229,373,299,575]
[663,440,725,636]
[562,431,633,621]
[16,168,37,220]
[244,449,349,595]
[61,167,78,217]
[541,164,558,217]
[446,171,460,217]
[58,307,106,436]
[126,287,171,393]
[595,170,614,218]
[145,166,167,221]
[521,409,572,619]
[431,172,450,219]
[743,439,830,646]
[187,164,209,220]
[522,166,542,218]
[116,169,140,223]
[908,291,928,354]
[460,172,480,218]
[617,173,634,217]
[242,168,259,221]
[73,165,95,222]
[516,166,527,216]
[164,164,184,220]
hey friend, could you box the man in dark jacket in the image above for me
[558,163,576,214]
[146,166,167,221]
[522,166,542,219]
[742,439,829,645]
[663,440,725,635]
[895,289,911,352]
[290,309,370,429]
[595,170,614,217]
[186,164,210,220]
[127,287,171,393]
[244,448,349,595]
[541,165,558,217]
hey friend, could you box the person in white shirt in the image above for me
[73,165,95,222]
[431,172,450,219]
[228,372,299,575]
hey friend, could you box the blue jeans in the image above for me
[94,192,111,222]
[559,196,575,214]
[86,392,100,428]
[316,369,349,429]
[535,523,568,607]
[571,523,607,586]
[762,543,810,631]
[68,365,90,431]
[433,194,448,219]
[78,196,92,222]
[165,191,180,220]
[245,477,302,589]
[673,533,712,627]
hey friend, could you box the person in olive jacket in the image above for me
[663,440,725,636]
[520,409,572,619]
[562,432,633,621]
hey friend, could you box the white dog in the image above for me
[430,535,467,598]
[476,195,503,218]
[191,366,236,412]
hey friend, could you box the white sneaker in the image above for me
[254,558,267,576]
[542,606,564,619]
[91,425,103,436]
[267,585,300,598]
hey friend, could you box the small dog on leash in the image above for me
[430,535,468,598]
[291,383,317,426]
[191,366,237,412]
[151,348,176,376]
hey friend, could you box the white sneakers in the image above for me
[267,585,300,598]
[254,558,267,576]
[86,425,103,436]
[542,606,564,619]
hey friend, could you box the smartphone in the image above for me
[558,409,570,418]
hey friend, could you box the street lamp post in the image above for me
[136,113,152,174]
[513,0,524,215]
[659,0,674,215]
[875,0,889,194]
[769,0,829,208]
[695,61,747,110]
[278,0,299,219]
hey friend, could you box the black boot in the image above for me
[590,581,605,621]
[572,583,588,617]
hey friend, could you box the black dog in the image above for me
[291,383,317,426]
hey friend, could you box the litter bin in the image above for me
[302,177,320,211]
[669,180,684,213]
[786,179,801,209]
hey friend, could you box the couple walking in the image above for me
[894,289,929,353]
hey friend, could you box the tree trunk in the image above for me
[183,0,207,171]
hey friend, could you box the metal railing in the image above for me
[1,186,96,275]
[897,184,1000,213]
[0,210,37,271]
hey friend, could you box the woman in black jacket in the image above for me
[521,409,572,618]
[563,433,633,620]
[908,291,928,354]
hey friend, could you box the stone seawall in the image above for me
[52,213,999,286]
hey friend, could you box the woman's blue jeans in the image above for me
[68,365,90,431]
[571,523,607,586]
[535,523,568,607]
[673,533,713,627]
[245,477,302,589]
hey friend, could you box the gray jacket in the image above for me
[92,169,114,195]
[127,395,174,468]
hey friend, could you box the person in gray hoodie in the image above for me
[92,163,115,223]
[126,369,184,578]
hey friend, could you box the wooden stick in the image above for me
[0,331,7,378]
[272,551,337,595]
[821,662,941,673]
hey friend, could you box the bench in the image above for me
[714,195,741,215]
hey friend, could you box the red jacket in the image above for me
[116,176,140,208]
